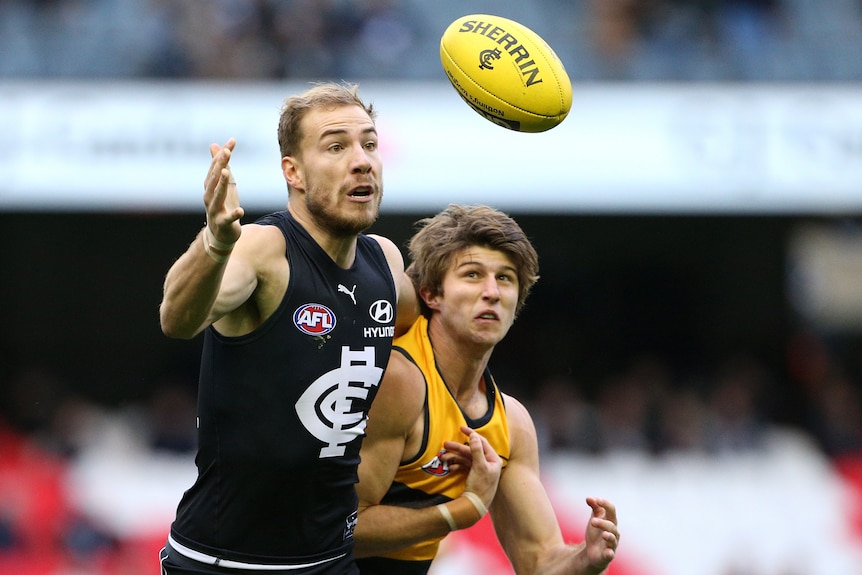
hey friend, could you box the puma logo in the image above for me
[338,284,357,305]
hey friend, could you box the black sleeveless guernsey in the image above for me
[169,210,397,570]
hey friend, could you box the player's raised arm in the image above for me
[160,138,250,339]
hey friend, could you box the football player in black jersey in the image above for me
[158,83,418,575]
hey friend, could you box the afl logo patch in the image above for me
[421,450,450,477]
[294,303,337,336]
[369,299,393,324]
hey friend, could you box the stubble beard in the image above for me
[305,182,382,237]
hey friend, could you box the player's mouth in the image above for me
[348,185,374,200]
[476,310,499,321]
[347,186,374,202]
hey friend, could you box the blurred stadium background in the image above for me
[2,1,862,574]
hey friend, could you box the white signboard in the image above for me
[1,81,861,213]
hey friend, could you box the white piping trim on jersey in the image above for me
[167,535,346,571]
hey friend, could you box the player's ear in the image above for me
[419,286,442,311]
[282,155,304,191]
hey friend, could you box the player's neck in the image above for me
[288,203,357,268]
[437,354,491,419]
[429,323,492,406]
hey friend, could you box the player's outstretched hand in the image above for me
[584,497,620,571]
[204,138,244,245]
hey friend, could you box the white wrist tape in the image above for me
[205,224,236,251]
[202,226,234,263]
[437,503,458,532]
[462,491,488,518]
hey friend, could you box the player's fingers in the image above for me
[229,206,245,225]
[465,431,500,466]
[216,167,231,197]
[441,443,472,475]
[211,138,236,158]
[205,147,231,192]
[442,440,471,457]
[587,497,617,524]
[591,517,617,533]
[467,432,496,467]
[440,444,470,461]
[441,456,470,474]
[214,146,232,177]
[467,430,483,456]
[588,500,605,520]
[600,499,617,524]
[603,529,620,557]
[206,168,232,221]
[590,519,620,558]
[476,433,501,464]
[204,159,219,192]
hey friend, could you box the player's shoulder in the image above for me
[365,233,395,248]
[241,221,285,243]
[501,393,538,447]
[501,393,530,422]
[233,223,284,258]
[378,350,425,409]
[386,348,424,387]
[367,350,425,437]
[366,234,404,267]
[234,223,287,277]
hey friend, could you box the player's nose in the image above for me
[481,276,501,301]
[349,145,372,174]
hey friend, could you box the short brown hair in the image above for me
[406,204,539,318]
[277,82,376,159]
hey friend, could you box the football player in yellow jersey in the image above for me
[354,204,619,575]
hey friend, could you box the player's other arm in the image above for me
[353,355,443,557]
[491,395,619,575]
[355,358,499,557]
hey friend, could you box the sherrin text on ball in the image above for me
[440,14,572,132]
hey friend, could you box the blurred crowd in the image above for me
[530,334,862,457]
[1,327,862,573]
[0,362,197,574]
[1,0,862,82]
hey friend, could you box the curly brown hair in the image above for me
[406,204,539,318]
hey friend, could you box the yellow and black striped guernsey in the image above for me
[358,315,510,574]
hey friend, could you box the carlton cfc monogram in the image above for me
[295,346,383,458]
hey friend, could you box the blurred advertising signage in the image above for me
[1,81,861,213]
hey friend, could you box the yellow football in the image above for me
[440,14,572,133]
